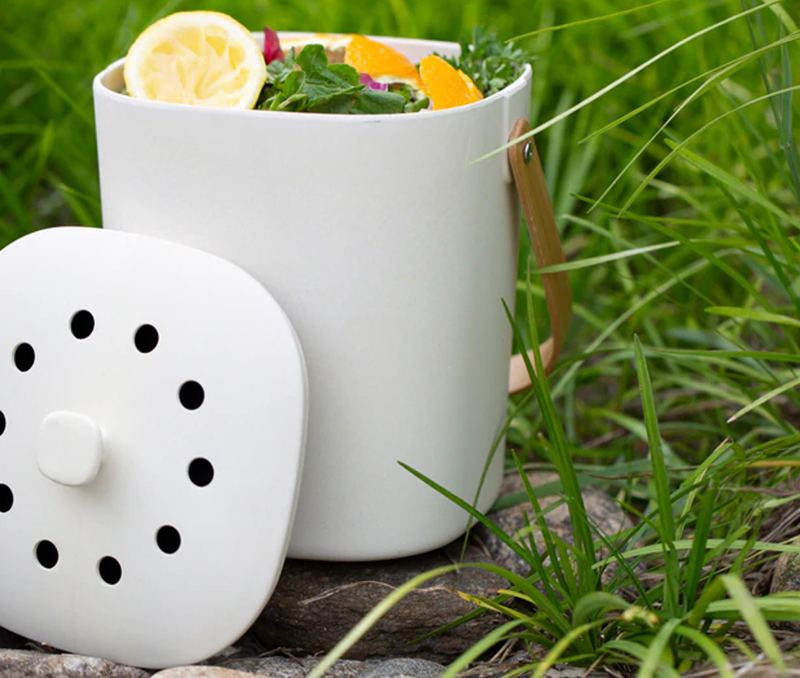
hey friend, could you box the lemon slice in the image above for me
[124,11,266,109]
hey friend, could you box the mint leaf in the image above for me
[295,45,362,108]
[351,88,405,114]
[258,43,405,114]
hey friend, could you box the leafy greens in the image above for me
[257,45,407,114]
[444,29,531,97]
[255,30,528,115]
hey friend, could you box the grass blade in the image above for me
[512,0,675,41]
[637,618,682,677]
[536,241,680,273]
[634,335,679,617]
[682,485,716,610]
[532,620,606,678]
[306,564,458,678]
[706,306,800,328]
[720,575,786,671]
[727,374,800,423]
[441,619,526,677]
[476,1,782,160]
[673,626,733,678]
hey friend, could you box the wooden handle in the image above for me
[507,118,572,394]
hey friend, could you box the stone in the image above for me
[699,653,800,677]
[453,651,531,678]
[0,649,149,678]
[476,472,631,577]
[253,541,505,660]
[217,656,365,678]
[452,651,610,678]
[769,538,800,634]
[209,657,309,678]
[358,658,445,677]
[293,658,366,678]
[153,667,255,678]
[771,538,800,594]
[254,471,630,660]
[215,656,446,677]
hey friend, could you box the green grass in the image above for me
[3,0,800,674]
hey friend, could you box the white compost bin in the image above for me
[93,33,568,561]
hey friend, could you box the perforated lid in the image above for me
[0,227,307,668]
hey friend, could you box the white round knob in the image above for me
[37,411,103,486]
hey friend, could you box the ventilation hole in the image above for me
[0,484,12,513]
[156,525,182,554]
[179,381,205,410]
[35,540,59,569]
[98,556,122,585]
[188,458,214,487]
[0,410,5,437]
[134,324,159,353]
[70,310,95,340]
[13,343,35,372]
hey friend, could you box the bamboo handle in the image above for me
[507,118,572,393]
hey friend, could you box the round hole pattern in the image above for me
[0,484,12,513]
[99,556,122,585]
[156,525,181,554]
[36,540,59,569]
[134,324,159,353]
[0,410,5,437]
[71,310,95,340]
[14,343,35,372]
[188,458,214,487]
[179,381,205,410]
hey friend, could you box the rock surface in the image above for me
[771,538,800,594]
[0,473,631,674]
[476,472,631,577]
[358,658,444,677]
[253,541,504,660]
[0,649,150,677]
[210,657,362,678]
[213,657,446,677]
[154,668,253,678]
[254,471,630,659]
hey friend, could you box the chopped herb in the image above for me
[443,29,531,97]
[389,83,431,113]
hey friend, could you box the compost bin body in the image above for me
[94,35,532,560]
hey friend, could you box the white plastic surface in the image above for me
[38,410,103,486]
[94,34,532,561]
[0,227,307,668]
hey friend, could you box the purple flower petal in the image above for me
[359,73,388,91]
[263,26,284,64]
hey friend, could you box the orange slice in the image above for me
[418,55,483,111]
[345,35,423,89]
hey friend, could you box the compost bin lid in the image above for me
[0,226,307,668]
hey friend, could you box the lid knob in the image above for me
[37,411,103,486]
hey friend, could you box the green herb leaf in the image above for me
[351,88,405,114]
[257,44,404,114]
[444,28,531,97]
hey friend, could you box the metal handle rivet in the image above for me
[523,141,533,164]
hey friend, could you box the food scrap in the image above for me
[123,12,531,114]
